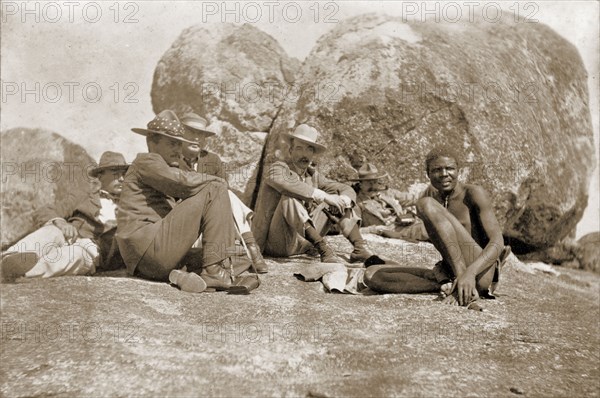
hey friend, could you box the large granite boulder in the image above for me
[1,128,95,247]
[257,13,595,252]
[151,23,300,204]
[575,232,600,273]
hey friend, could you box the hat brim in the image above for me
[89,164,130,178]
[282,133,327,153]
[131,128,195,144]
[349,172,389,181]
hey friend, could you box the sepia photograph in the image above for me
[1,1,599,396]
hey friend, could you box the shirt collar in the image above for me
[99,189,118,202]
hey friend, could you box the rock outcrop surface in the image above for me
[258,14,595,251]
[2,234,599,397]
[0,128,95,247]
[151,23,300,203]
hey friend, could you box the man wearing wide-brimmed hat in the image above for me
[179,112,268,274]
[117,110,258,294]
[179,113,226,179]
[1,152,130,281]
[252,124,374,263]
[350,162,429,242]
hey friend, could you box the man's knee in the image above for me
[280,195,303,209]
[280,196,309,222]
[416,197,441,220]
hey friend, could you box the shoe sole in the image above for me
[169,270,207,293]
[227,286,251,295]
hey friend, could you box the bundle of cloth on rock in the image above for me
[293,262,376,295]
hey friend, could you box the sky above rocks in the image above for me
[1,0,598,237]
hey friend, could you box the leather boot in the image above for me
[199,259,234,290]
[315,239,343,263]
[246,242,268,274]
[349,239,374,263]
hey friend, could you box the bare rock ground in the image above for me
[1,234,599,397]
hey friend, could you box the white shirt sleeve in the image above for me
[312,188,328,203]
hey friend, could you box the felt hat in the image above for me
[349,163,389,181]
[282,124,327,153]
[180,113,215,142]
[131,110,194,144]
[89,151,130,177]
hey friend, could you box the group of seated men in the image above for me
[1,109,510,306]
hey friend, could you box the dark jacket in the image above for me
[116,152,222,274]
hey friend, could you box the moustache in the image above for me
[367,185,388,192]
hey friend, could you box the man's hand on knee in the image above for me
[52,219,78,244]
[324,194,350,213]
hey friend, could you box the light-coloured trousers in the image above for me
[5,225,99,278]
[264,196,359,257]
[229,190,252,234]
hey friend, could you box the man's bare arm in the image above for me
[465,185,504,275]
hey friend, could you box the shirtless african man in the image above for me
[364,147,510,308]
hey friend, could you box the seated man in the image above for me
[179,112,267,274]
[1,151,129,281]
[253,124,373,263]
[364,147,510,308]
[350,162,429,242]
[117,110,257,294]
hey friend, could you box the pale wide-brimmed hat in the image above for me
[282,124,327,153]
[89,151,130,178]
[180,113,216,142]
[349,163,389,181]
[131,110,194,144]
